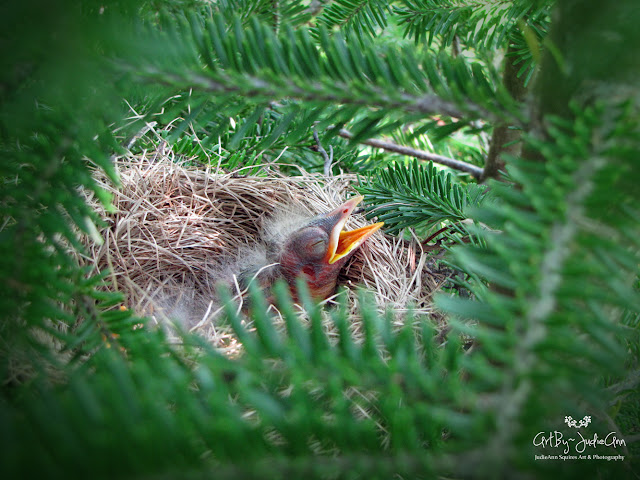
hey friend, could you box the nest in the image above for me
[84,152,450,352]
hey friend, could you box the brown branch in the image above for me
[338,129,484,179]
[481,42,528,182]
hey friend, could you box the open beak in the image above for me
[324,196,384,264]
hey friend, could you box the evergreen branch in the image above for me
[394,0,551,51]
[1,280,457,479]
[213,0,313,29]
[394,0,551,91]
[506,14,547,87]
[438,103,640,473]
[356,159,488,235]
[314,0,389,41]
[133,63,470,120]
[338,128,483,178]
[491,148,606,460]
[394,0,474,45]
[125,13,520,134]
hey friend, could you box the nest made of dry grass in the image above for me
[84,150,450,352]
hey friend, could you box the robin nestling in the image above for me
[239,195,383,302]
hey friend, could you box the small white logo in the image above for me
[564,415,591,429]
[533,415,626,460]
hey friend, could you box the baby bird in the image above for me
[240,195,383,302]
[155,196,383,331]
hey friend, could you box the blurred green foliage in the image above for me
[1,1,639,479]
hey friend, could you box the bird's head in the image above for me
[279,196,383,301]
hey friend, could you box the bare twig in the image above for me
[313,128,334,176]
[338,129,483,179]
[326,145,333,176]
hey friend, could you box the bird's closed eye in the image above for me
[307,239,327,257]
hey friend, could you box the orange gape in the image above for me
[279,196,383,301]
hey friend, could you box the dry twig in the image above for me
[338,128,484,179]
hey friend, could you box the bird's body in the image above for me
[240,196,383,302]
